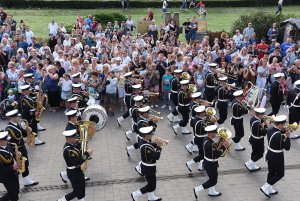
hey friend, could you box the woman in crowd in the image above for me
[45,65,60,112]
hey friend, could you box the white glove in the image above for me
[20,122,26,130]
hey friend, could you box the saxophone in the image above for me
[20,119,36,147]
[10,143,27,174]
[36,81,47,122]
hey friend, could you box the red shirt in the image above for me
[256,43,269,60]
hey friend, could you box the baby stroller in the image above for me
[0,99,18,120]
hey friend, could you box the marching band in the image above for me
[0,66,299,201]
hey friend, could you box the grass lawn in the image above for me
[7,6,300,40]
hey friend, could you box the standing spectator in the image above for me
[48,34,57,53]
[281,36,293,58]
[146,8,154,21]
[276,0,283,15]
[117,65,128,111]
[105,70,118,116]
[126,15,134,32]
[7,15,16,39]
[233,30,243,49]
[267,23,279,42]
[0,45,9,71]
[256,60,269,99]
[161,67,173,110]
[181,0,187,10]
[256,38,269,60]
[243,22,254,39]
[121,0,125,9]
[147,63,160,108]
[48,19,58,36]
[0,7,7,26]
[162,0,168,18]
[189,0,196,8]
[182,18,191,44]
[125,0,130,8]
[58,73,73,108]
[189,17,198,45]
[45,65,60,112]
[24,26,34,45]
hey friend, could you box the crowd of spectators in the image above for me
[0,6,299,116]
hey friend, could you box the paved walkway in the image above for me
[0,105,299,201]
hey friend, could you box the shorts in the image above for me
[61,91,72,100]
[118,87,125,98]
[149,85,159,93]
[105,93,116,105]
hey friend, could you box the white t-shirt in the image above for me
[61,79,73,92]
[63,39,71,47]
[48,23,58,36]
[106,77,118,94]
[25,30,34,45]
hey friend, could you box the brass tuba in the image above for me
[151,135,169,146]
[19,119,36,148]
[10,143,27,174]
[188,84,197,94]
[77,121,96,171]
[215,128,232,157]
[285,122,298,132]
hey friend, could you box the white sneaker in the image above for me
[59,171,68,183]
[260,183,271,198]
[198,160,204,171]
[148,191,161,201]
[117,116,124,126]
[186,160,195,172]
[23,176,39,186]
[167,113,174,122]
[192,145,199,152]
[269,185,278,195]
[185,143,193,154]
[208,186,222,196]
[131,190,142,201]
[173,115,181,122]
[135,162,143,176]
[37,123,46,131]
[291,133,299,139]
[151,105,154,108]
[234,142,245,151]
[181,127,191,135]
[161,105,166,109]
[126,145,135,157]
[168,106,172,111]
[34,137,45,145]
[57,197,67,201]
[125,130,133,141]
[155,105,158,108]
[193,185,204,199]
[172,124,180,135]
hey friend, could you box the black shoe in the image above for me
[85,177,90,181]
[208,192,222,197]
[185,146,192,154]
[125,132,130,141]
[182,132,192,135]
[59,173,67,184]
[148,198,162,201]
[135,166,144,176]
[24,181,39,187]
[38,128,46,131]
[172,127,178,135]
[235,147,245,151]
[126,148,130,157]
[35,141,46,146]
[186,163,192,172]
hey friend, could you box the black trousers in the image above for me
[0,173,19,201]
[178,106,189,127]
[19,146,29,177]
[122,95,131,119]
[140,165,156,194]
[249,137,264,162]
[65,168,85,200]
[170,93,179,116]
[29,118,38,134]
[205,88,215,103]
[217,102,228,124]
[289,110,300,124]
[231,118,244,143]
[202,161,218,189]
[193,137,204,163]
[266,153,285,185]
[268,103,281,116]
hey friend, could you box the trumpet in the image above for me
[226,83,240,90]
[198,100,214,107]
[142,91,159,97]
[215,128,232,157]
[150,109,161,115]
[188,84,197,94]
[151,135,169,146]
[149,114,164,122]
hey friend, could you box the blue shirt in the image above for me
[162,74,173,90]
[281,42,293,57]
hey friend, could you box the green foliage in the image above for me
[65,24,73,33]
[93,13,127,26]
[231,12,297,43]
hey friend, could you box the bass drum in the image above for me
[82,105,108,131]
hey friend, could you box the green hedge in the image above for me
[1,0,300,8]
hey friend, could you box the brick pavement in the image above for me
[0,105,300,201]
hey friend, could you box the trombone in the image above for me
[142,90,159,97]
[150,109,161,115]
[216,68,238,80]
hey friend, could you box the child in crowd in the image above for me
[161,68,173,110]
[88,71,100,99]
[162,0,168,18]
[58,73,73,108]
